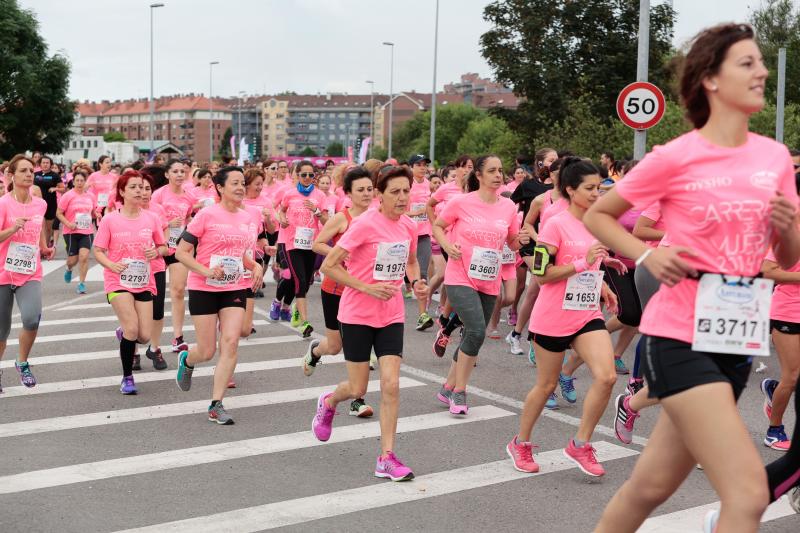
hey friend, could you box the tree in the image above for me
[326,141,344,157]
[480,0,675,141]
[370,146,388,161]
[455,115,523,168]
[751,0,800,107]
[218,127,233,158]
[393,103,485,164]
[299,147,317,157]
[103,131,126,143]
[0,0,75,159]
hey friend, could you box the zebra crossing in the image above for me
[0,270,798,532]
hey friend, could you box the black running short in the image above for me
[165,254,180,266]
[321,290,341,331]
[530,318,606,353]
[107,290,153,304]
[771,319,800,335]
[188,289,247,315]
[340,322,403,363]
[64,233,93,256]
[641,336,752,400]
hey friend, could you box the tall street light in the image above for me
[365,80,375,159]
[237,90,245,145]
[149,3,164,156]
[208,60,219,162]
[429,0,439,164]
[382,41,394,159]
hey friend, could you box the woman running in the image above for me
[407,154,435,331]
[151,159,194,354]
[305,166,375,418]
[276,160,326,337]
[190,168,217,211]
[94,170,167,394]
[0,155,54,391]
[588,24,800,533]
[311,165,428,481]
[57,168,96,294]
[87,155,116,216]
[175,166,264,425]
[240,168,272,340]
[507,157,621,477]
[432,155,528,414]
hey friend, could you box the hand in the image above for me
[250,264,265,292]
[206,266,225,280]
[265,245,277,257]
[443,241,462,260]
[586,242,609,265]
[603,257,628,275]
[143,246,158,261]
[12,217,29,232]
[412,279,429,301]
[67,222,78,231]
[48,187,57,193]
[303,200,316,211]
[769,192,798,236]
[518,227,533,245]
[40,247,55,260]
[168,217,183,229]
[641,246,699,287]
[601,285,618,314]
[110,262,127,274]
[361,282,398,301]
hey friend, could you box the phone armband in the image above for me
[531,244,553,276]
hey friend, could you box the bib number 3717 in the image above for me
[692,274,773,357]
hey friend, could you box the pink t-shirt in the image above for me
[439,192,519,295]
[766,249,800,323]
[615,209,642,269]
[273,182,294,245]
[280,187,326,252]
[336,209,418,328]
[615,130,798,344]
[144,203,168,274]
[409,178,431,236]
[191,185,217,210]
[0,194,47,286]
[94,210,166,294]
[529,210,604,336]
[431,180,463,206]
[58,189,97,235]
[87,172,116,207]
[185,204,258,292]
[243,195,276,233]
[322,194,338,219]
[150,186,194,253]
[640,202,670,247]
[540,197,569,229]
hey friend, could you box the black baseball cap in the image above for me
[408,154,431,165]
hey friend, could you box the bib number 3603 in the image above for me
[692,274,773,357]
[468,247,500,281]
[562,270,604,311]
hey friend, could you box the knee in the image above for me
[380,375,400,397]
[219,334,239,352]
[137,333,150,345]
[624,479,674,510]
[329,338,342,355]
[351,381,369,399]
[123,324,139,341]
[596,370,617,390]
[21,312,41,332]
[463,330,485,355]
[722,478,769,518]
[195,344,215,362]
[171,284,185,297]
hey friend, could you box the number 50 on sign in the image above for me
[616,81,666,130]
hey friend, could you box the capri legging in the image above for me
[153,271,166,321]
[287,249,316,298]
[417,234,432,281]
[445,284,496,359]
[632,265,662,378]
[0,282,42,341]
[604,264,642,327]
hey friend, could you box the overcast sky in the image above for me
[20,0,760,102]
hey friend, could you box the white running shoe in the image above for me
[505,331,523,355]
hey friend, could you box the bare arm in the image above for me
[311,212,346,256]
[761,258,800,284]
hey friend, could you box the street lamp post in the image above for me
[238,90,245,146]
[208,61,219,162]
[366,80,375,159]
[382,41,394,159]
[149,3,164,156]
[430,0,439,163]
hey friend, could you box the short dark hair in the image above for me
[213,166,244,196]
[344,167,372,193]
[375,166,412,192]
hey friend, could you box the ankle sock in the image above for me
[210,400,220,408]
[573,437,586,448]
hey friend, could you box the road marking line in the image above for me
[11,310,192,329]
[638,495,796,531]
[2,320,269,346]
[0,355,340,398]
[59,298,180,311]
[0,377,425,438]
[42,259,66,276]
[116,440,638,532]
[0,405,514,494]
[399,364,650,447]
[0,335,303,370]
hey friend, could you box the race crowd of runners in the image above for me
[1,22,800,532]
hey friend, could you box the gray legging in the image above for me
[416,234,432,280]
[446,284,497,359]
[0,281,42,341]
[634,264,660,310]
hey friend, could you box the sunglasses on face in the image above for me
[299,172,315,178]
[268,166,278,171]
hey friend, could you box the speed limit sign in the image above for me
[616,82,666,130]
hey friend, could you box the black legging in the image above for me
[767,379,800,501]
[287,249,316,298]
[604,264,642,328]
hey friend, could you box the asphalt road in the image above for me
[0,256,798,532]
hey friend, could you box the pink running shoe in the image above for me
[564,439,605,477]
[433,328,450,358]
[449,390,468,415]
[374,451,414,481]
[312,392,336,441]
[614,394,640,445]
[508,308,517,327]
[437,384,453,406]
[506,436,539,473]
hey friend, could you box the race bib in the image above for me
[120,258,149,289]
[373,241,410,281]
[4,241,37,275]
[243,249,254,280]
[97,193,109,207]
[410,203,428,222]
[75,212,92,230]
[207,255,243,287]
[168,226,184,249]
[327,204,335,219]
[293,227,314,250]
[202,197,215,208]
[562,270,604,311]
[468,246,500,281]
[501,244,516,264]
[692,274,773,357]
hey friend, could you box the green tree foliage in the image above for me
[103,132,127,143]
[751,0,800,107]
[299,147,317,157]
[455,115,524,167]
[218,127,233,158]
[0,0,75,159]
[325,141,344,157]
[394,104,485,164]
[481,0,675,142]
